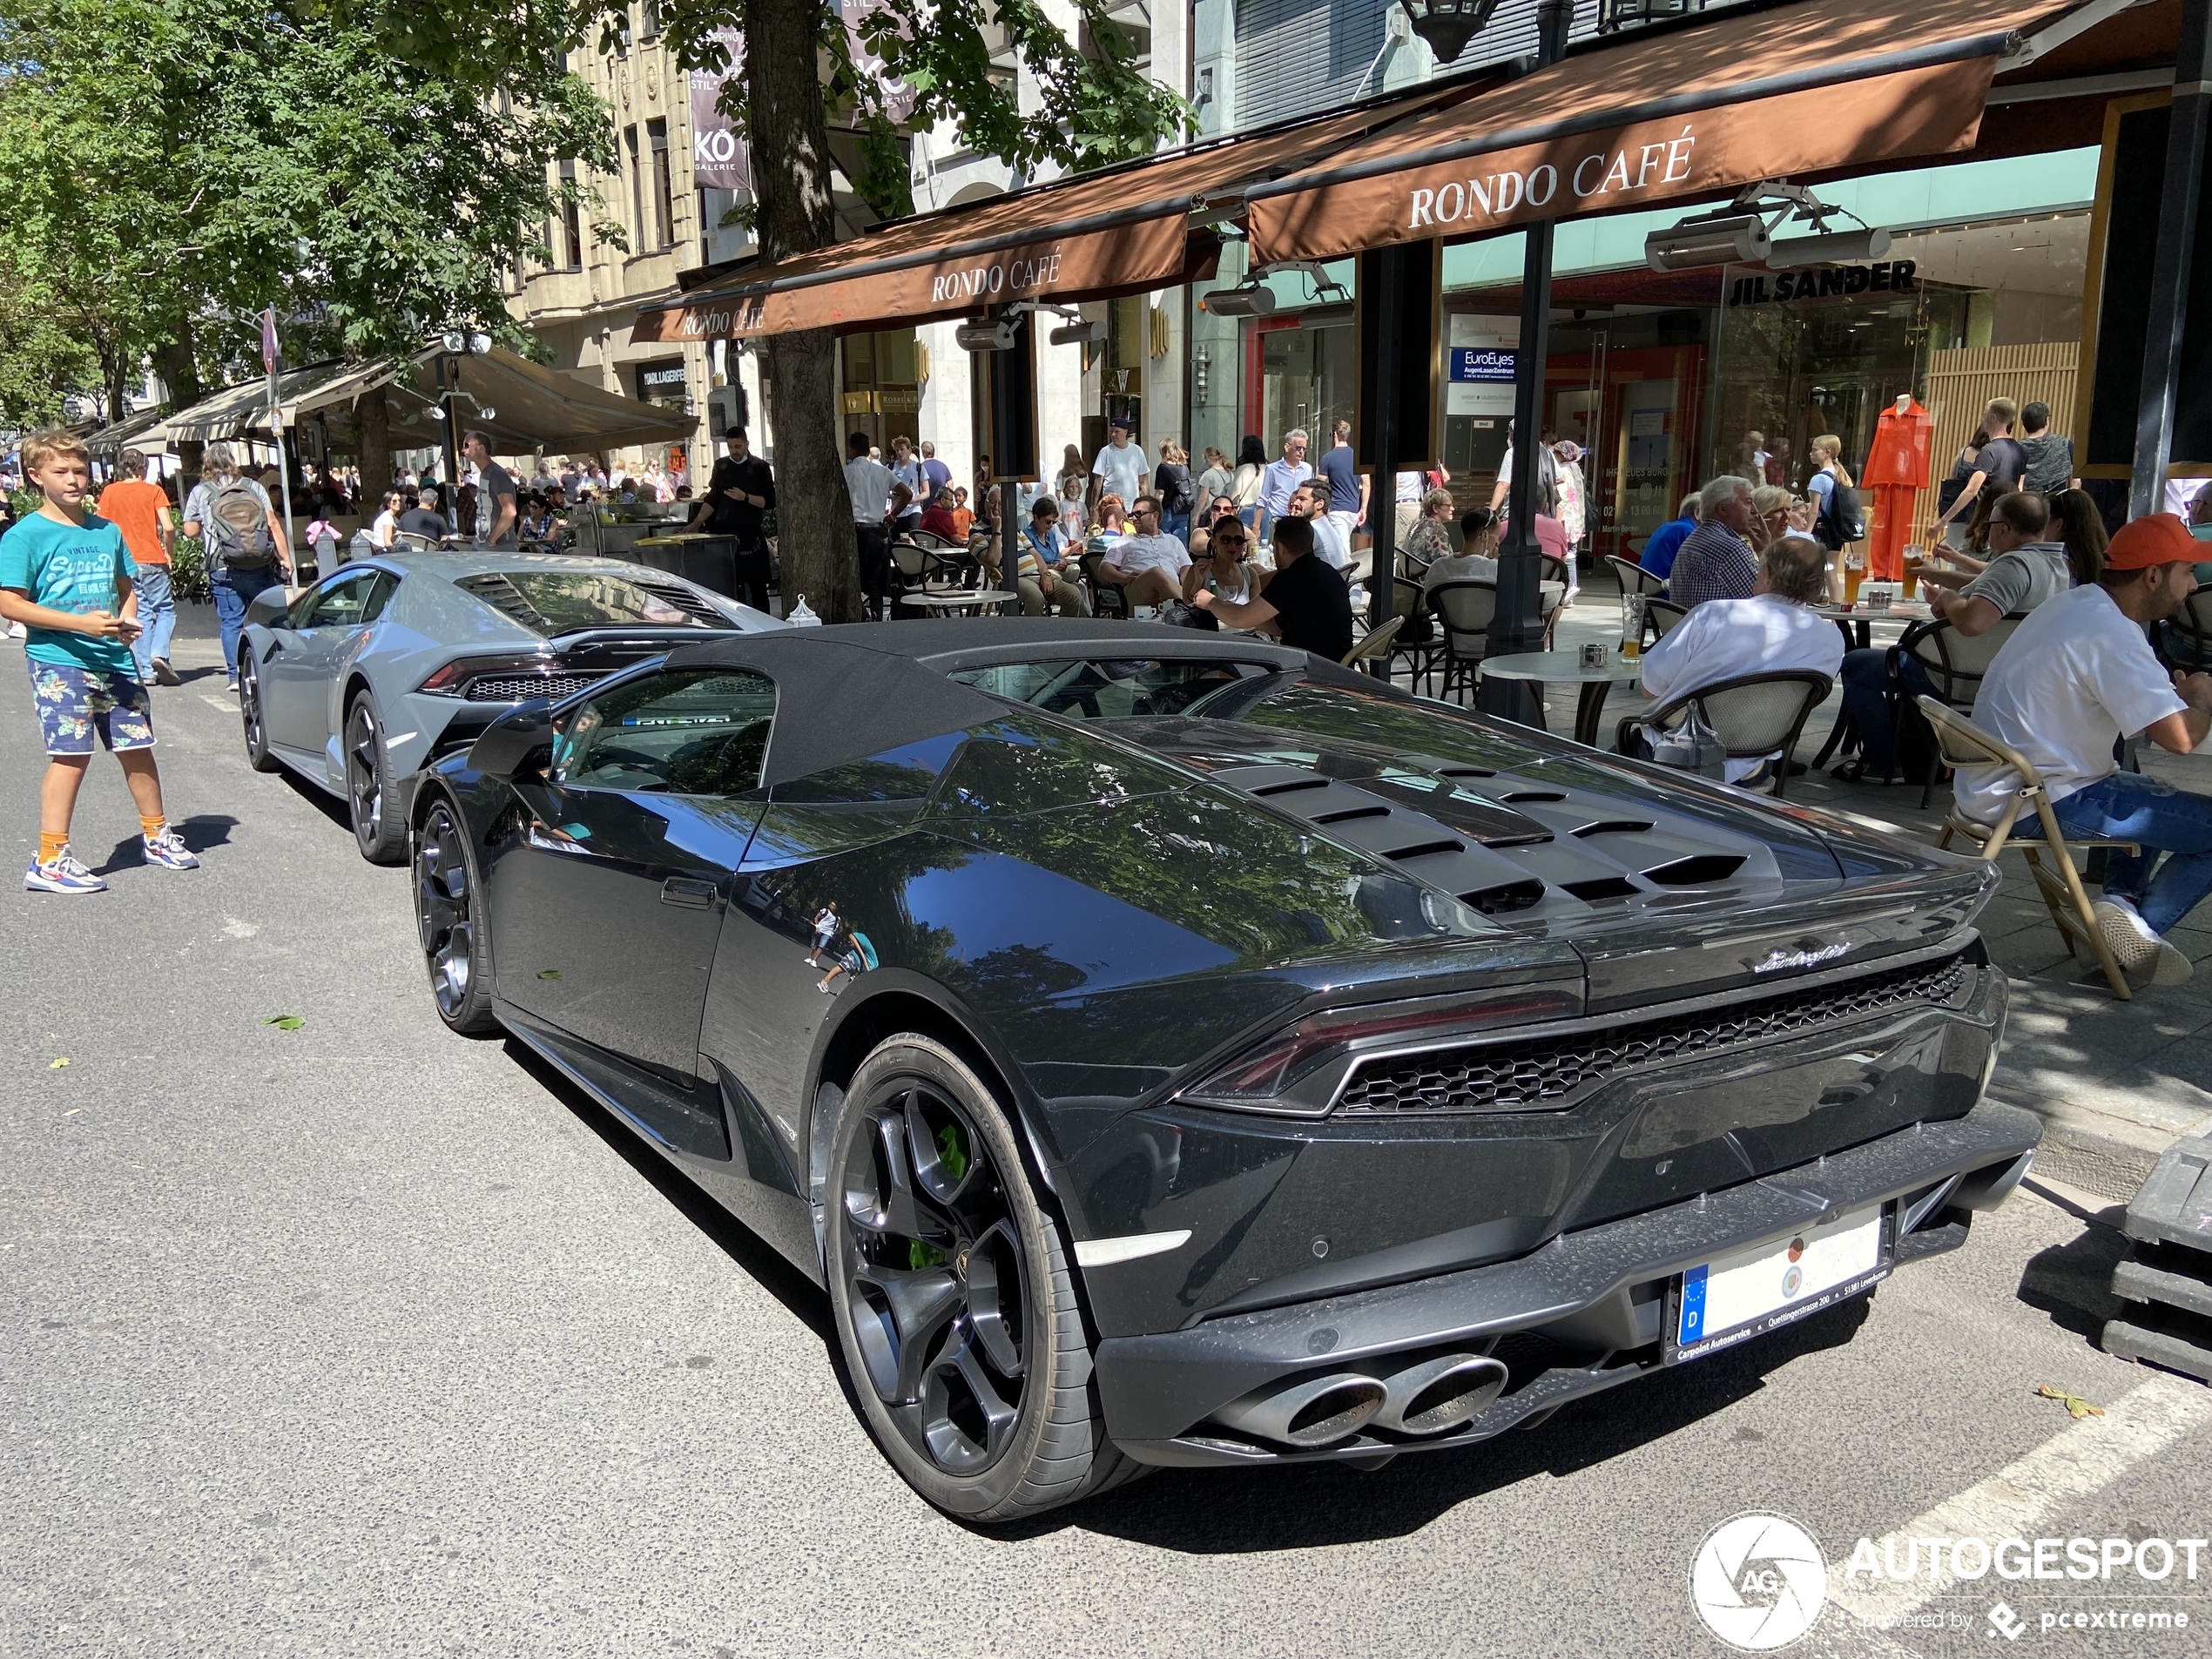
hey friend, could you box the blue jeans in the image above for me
[130,564,178,678]
[1164,510,1190,546]
[2054,773,2212,936]
[1838,646,1933,773]
[212,564,283,677]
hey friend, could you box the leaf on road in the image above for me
[2036,1384,2105,1419]
[261,1015,306,1031]
[536,968,562,980]
[48,1057,69,1069]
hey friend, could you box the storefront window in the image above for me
[840,328,921,452]
[1252,314,1353,455]
[1708,260,1943,495]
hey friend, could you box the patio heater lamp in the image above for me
[1396,0,1503,64]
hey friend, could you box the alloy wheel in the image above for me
[347,703,382,846]
[240,660,264,751]
[841,1080,1030,1475]
[415,803,475,1017]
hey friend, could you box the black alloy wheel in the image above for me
[239,656,279,772]
[825,1036,1138,1520]
[414,796,498,1036]
[346,693,407,864]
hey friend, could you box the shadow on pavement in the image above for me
[93,813,240,872]
[502,1036,833,1345]
[2017,1219,2130,1341]
[1036,1287,1877,1550]
[281,770,353,833]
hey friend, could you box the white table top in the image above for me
[1478,650,1642,685]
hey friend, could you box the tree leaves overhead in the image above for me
[0,0,616,404]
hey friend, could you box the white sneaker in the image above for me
[25,847,106,894]
[3,619,24,640]
[2094,897,2194,987]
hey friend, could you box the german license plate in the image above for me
[1671,1204,1889,1361]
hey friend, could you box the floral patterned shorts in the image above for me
[28,661,154,755]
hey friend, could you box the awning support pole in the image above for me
[1480,0,1573,720]
[2130,1,2211,518]
[1369,245,1403,658]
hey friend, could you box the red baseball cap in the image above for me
[2104,511,2199,571]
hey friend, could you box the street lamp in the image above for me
[1394,0,1504,64]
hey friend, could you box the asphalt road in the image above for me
[3,610,2208,1659]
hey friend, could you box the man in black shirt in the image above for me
[686,431,776,612]
[463,431,519,548]
[1190,513,1353,661]
[396,491,450,542]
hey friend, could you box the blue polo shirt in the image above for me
[0,509,138,673]
[1639,516,1696,581]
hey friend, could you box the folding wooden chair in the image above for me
[1919,696,2138,1000]
[1342,614,1404,668]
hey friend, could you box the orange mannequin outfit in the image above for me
[1861,397,1934,581]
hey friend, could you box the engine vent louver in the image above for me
[1642,854,1749,887]
[1338,954,1969,1115]
[1460,879,1546,915]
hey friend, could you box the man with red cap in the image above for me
[1957,513,2212,986]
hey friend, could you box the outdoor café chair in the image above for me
[1342,614,1404,669]
[1606,554,1668,600]
[1643,597,1688,648]
[1919,696,2139,1001]
[1392,576,1440,692]
[1615,670,1832,799]
[2155,583,2212,671]
[1426,579,1500,705]
[1899,613,2028,805]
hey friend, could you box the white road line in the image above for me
[1829,1374,2212,1628]
[199,693,236,714]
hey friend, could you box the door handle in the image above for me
[661,876,718,907]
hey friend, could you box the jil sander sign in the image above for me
[1726,261,1918,307]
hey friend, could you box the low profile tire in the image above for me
[239,655,279,773]
[413,792,499,1037]
[825,1035,1135,1521]
[347,692,408,865]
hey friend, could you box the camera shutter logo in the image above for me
[1689,1512,1828,1650]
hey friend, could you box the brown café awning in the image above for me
[1244,0,2079,266]
[632,84,1489,346]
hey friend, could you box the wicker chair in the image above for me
[1919,696,2138,1000]
[1426,580,1500,705]
[1615,670,1833,798]
[1606,553,1668,599]
[1897,614,2028,805]
[1080,550,1130,619]
[1390,577,1440,691]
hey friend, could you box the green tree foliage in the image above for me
[0,0,617,409]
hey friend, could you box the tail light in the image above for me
[1178,983,1580,1118]
[416,653,604,703]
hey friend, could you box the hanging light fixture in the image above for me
[1395,0,1504,64]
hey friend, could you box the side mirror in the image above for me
[246,588,293,630]
[466,700,558,782]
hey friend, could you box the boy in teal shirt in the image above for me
[0,428,199,893]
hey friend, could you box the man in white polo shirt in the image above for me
[1096,494,1190,611]
[1958,513,2212,986]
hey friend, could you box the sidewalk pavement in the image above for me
[1523,570,2212,1201]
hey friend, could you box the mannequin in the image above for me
[1863,395,1936,582]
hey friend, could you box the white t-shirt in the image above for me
[1955,583,2188,821]
[1092,442,1150,504]
[1307,514,1352,570]
[1106,531,1190,581]
[844,455,894,523]
[1639,592,1844,783]
[1396,470,1427,504]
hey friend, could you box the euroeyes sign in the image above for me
[1450,348,1516,384]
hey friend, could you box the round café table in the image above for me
[1810,599,1930,651]
[1477,650,1642,748]
[908,587,1005,616]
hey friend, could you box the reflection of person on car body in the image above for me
[817,927,873,994]
[806,901,840,966]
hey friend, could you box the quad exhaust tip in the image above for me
[1211,1352,1509,1449]
[1370,1353,1508,1436]
[1212,1372,1388,1448]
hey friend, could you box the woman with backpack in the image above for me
[180,444,292,690]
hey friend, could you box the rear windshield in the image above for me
[947,658,1258,720]
[455,570,720,635]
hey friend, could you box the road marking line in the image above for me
[1828,1374,2212,1627]
[199,693,237,714]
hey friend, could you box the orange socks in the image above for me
[138,814,165,840]
[38,832,67,863]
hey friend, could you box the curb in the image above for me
[1994,1091,2195,1204]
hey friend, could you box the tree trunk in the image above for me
[156,329,204,493]
[745,0,861,621]
[355,380,392,506]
